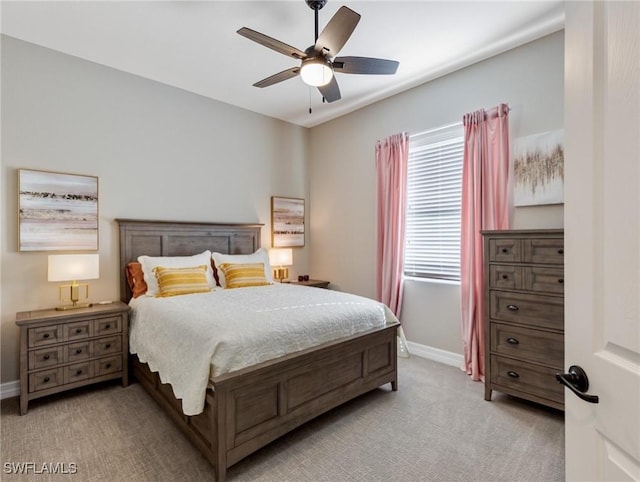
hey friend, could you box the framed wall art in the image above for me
[513,129,564,206]
[19,169,99,251]
[271,196,304,247]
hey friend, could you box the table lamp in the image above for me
[268,248,293,283]
[48,254,99,310]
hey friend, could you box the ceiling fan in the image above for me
[237,0,399,103]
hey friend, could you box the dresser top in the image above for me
[481,228,564,236]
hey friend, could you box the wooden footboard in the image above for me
[131,322,398,481]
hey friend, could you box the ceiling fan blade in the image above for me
[253,67,300,88]
[318,76,341,103]
[333,56,399,75]
[315,6,361,56]
[237,27,306,59]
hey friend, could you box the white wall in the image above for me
[308,31,564,355]
[0,36,309,383]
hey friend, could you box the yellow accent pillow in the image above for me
[153,265,212,297]
[218,263,271,289]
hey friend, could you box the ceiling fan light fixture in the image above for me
[300,57,333,86]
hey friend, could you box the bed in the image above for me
[117,219,399,481]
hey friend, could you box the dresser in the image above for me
[482,229,564,410]
[16,302,130,415]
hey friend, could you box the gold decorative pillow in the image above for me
[153,265,212,297]
[218,263,271,289]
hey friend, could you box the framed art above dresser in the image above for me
[482,229,565,410]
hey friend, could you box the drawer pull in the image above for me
[43,376,50,383]
[558,278,564,284]
[506,337,519,345]
[501,274,508,280]
[507,371,520,379]
[105,344,111,349]
[43,354,50,360]
[506,304,519,311]
[105,363,112,369]
[105,324,111,329]
[501,248,508,253]
[43,333,50,339]
[76,369,83,376]
[558,249,564,255]
[76,349,83,354]
[75,328,82,334]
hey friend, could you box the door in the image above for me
[564,1,640,480]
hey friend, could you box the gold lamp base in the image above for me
[273,267,289,283]
[55,282,91,310]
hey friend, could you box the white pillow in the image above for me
[138,250,214,297]
[212,248,274,288]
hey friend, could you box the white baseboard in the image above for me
[406,341,464,368]
[1,380,20,400]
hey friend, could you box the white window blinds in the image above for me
[404,123,464,281]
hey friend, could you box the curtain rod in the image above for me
[411,121,462,139]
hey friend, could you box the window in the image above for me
[404,123,464,281]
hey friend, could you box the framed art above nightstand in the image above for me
[15,301,130,415]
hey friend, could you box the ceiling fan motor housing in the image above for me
[306,0,328,11]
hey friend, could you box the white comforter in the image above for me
[129,284,398,415]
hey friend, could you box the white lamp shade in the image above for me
[48,254,100,282]
[269,248,293,267]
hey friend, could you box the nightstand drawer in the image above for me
[95,336,121,356]
[490,290,563,330]
[29,346,63,370]
[29,368,63,393]
[490,323,563,367]
[28,325,61,347]
[94,316,121,336]
[95,356,122,376]
[65,340,93,363]
[64,362,94,384]
[490,355,564,404]
[64,320,93,341]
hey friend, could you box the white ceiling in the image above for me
[1,1,564,128]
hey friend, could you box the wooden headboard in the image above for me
[116,219,263,302]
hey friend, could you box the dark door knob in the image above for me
[556,365,599,403]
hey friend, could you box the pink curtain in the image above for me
[460,104,510,381]
[375,132,409,317]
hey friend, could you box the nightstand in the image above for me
[291,279,330,288]
[16,301,130,415]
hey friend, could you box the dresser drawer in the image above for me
[524,267,564,294]
[64,320,93,341]
[29,368,63,393]
[489,238,522,262]
[490,290,564,330]
[94,316,121,336]
[65,340,93,363]
[489,265,523,290]
[29,346,63,370]
[64,362,94,384]
[490,323,563,367]
[523,238,564,264]
[95,336,121,356]
[95,356,122,376]
[28,325,61,347]
[490,355,564,405]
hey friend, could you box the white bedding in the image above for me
[129,283,398,416]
